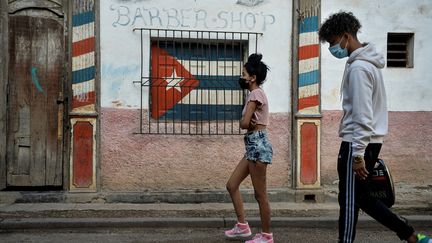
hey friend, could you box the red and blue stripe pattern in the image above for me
[298,16,320,114]
[72,0,95,111]
[151,41,244,120]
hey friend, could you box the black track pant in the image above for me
[338,141,414,243]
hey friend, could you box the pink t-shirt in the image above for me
[242,88,269,126]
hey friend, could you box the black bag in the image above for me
[368,159,395,208]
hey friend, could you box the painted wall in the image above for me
[321,0,432,111]
[99,0,432,192]
[101,0,292,112]
[100,0,293,191]
[320,0,432,187]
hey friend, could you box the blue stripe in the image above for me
[155,41,244,61]
[298,70,319,87]
[72,66,95,84]
[299,16,319,33]
[151,76,241,90]
[72,11,94,27]
[195,76,240,89]
[159,104,243,120]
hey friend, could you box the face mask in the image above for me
[238,78,250,89]
[329,36,348,59]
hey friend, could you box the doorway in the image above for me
[5,12,65,188]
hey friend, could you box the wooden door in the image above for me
[6,15,64,187]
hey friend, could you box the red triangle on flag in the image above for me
[151,44,199,119]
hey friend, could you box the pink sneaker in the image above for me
[245,232,274,243]
[224,222,252,239]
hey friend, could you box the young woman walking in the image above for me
[224,53,274,243]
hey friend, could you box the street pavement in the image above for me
[0,184,431,242]
[1,226,432,242]
[0,202,431,243]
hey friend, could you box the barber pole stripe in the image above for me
[72,37,95,57]
[299,57,319,75]
[294,1,321,190]
[71,0,95,111]
[298,15,320,114]
[298,44,320,60]
[300,31,319,46]
[298,95,319,111]
[72,52,95,70]
[72,11,95,26]
[299,83,319,98]
[72,80,95,99]
[72,23,95,42]
[70,0,97,193]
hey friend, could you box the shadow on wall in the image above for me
[100,107,291,191]
[320,110,432,187]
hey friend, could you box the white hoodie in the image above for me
[339,43,388,156]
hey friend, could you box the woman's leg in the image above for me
[249,161,270,233]
[226,157,250,223]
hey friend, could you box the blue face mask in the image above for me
[329,36,348,59]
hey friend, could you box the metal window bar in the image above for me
[387,33,413,68]
[133,28,262,135]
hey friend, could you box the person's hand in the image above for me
[353,155,369,180]
[248,120,257,130]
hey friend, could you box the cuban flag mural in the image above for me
[150,41,245,121]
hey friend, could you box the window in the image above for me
[134,29,261,135]
[387,33,414,68]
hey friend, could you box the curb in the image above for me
[1,216,432,231]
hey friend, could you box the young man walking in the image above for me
[318,11,431,243]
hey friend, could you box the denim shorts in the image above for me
[244,130,273,164]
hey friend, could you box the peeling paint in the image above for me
[111,100,124,107]
[418,4,431,17]
[236,0,264,7]
[115,0,149,2]
[30,67,45,94]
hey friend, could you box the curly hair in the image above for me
[318,11,362,43]
[244,53,269,85]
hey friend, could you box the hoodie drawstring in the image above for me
[340,62,350,101]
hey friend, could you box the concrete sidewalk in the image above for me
[1,215,432,230]
[0,184,431,230]
[1,201,431,230]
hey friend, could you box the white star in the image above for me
[163,68,183,92]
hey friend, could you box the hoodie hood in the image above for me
[347,43,385,69]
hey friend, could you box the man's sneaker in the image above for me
[224,222,252,239]
[245,232,273,243]
[417,234,432,243]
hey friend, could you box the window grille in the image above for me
[133,28,262,135]
[387,33,414,68]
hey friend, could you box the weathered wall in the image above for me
[321,0,432,111]
[99,0,293,191]
[98,0,432,192]
[320,0,432,187]
[0,1,7,189]
[101,108,290,191]
[321,111,432,187]
[100,0,292,112]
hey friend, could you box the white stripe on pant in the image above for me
[337,141,415,242]
[343,145,355,243]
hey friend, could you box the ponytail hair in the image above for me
[244,53,269,85]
